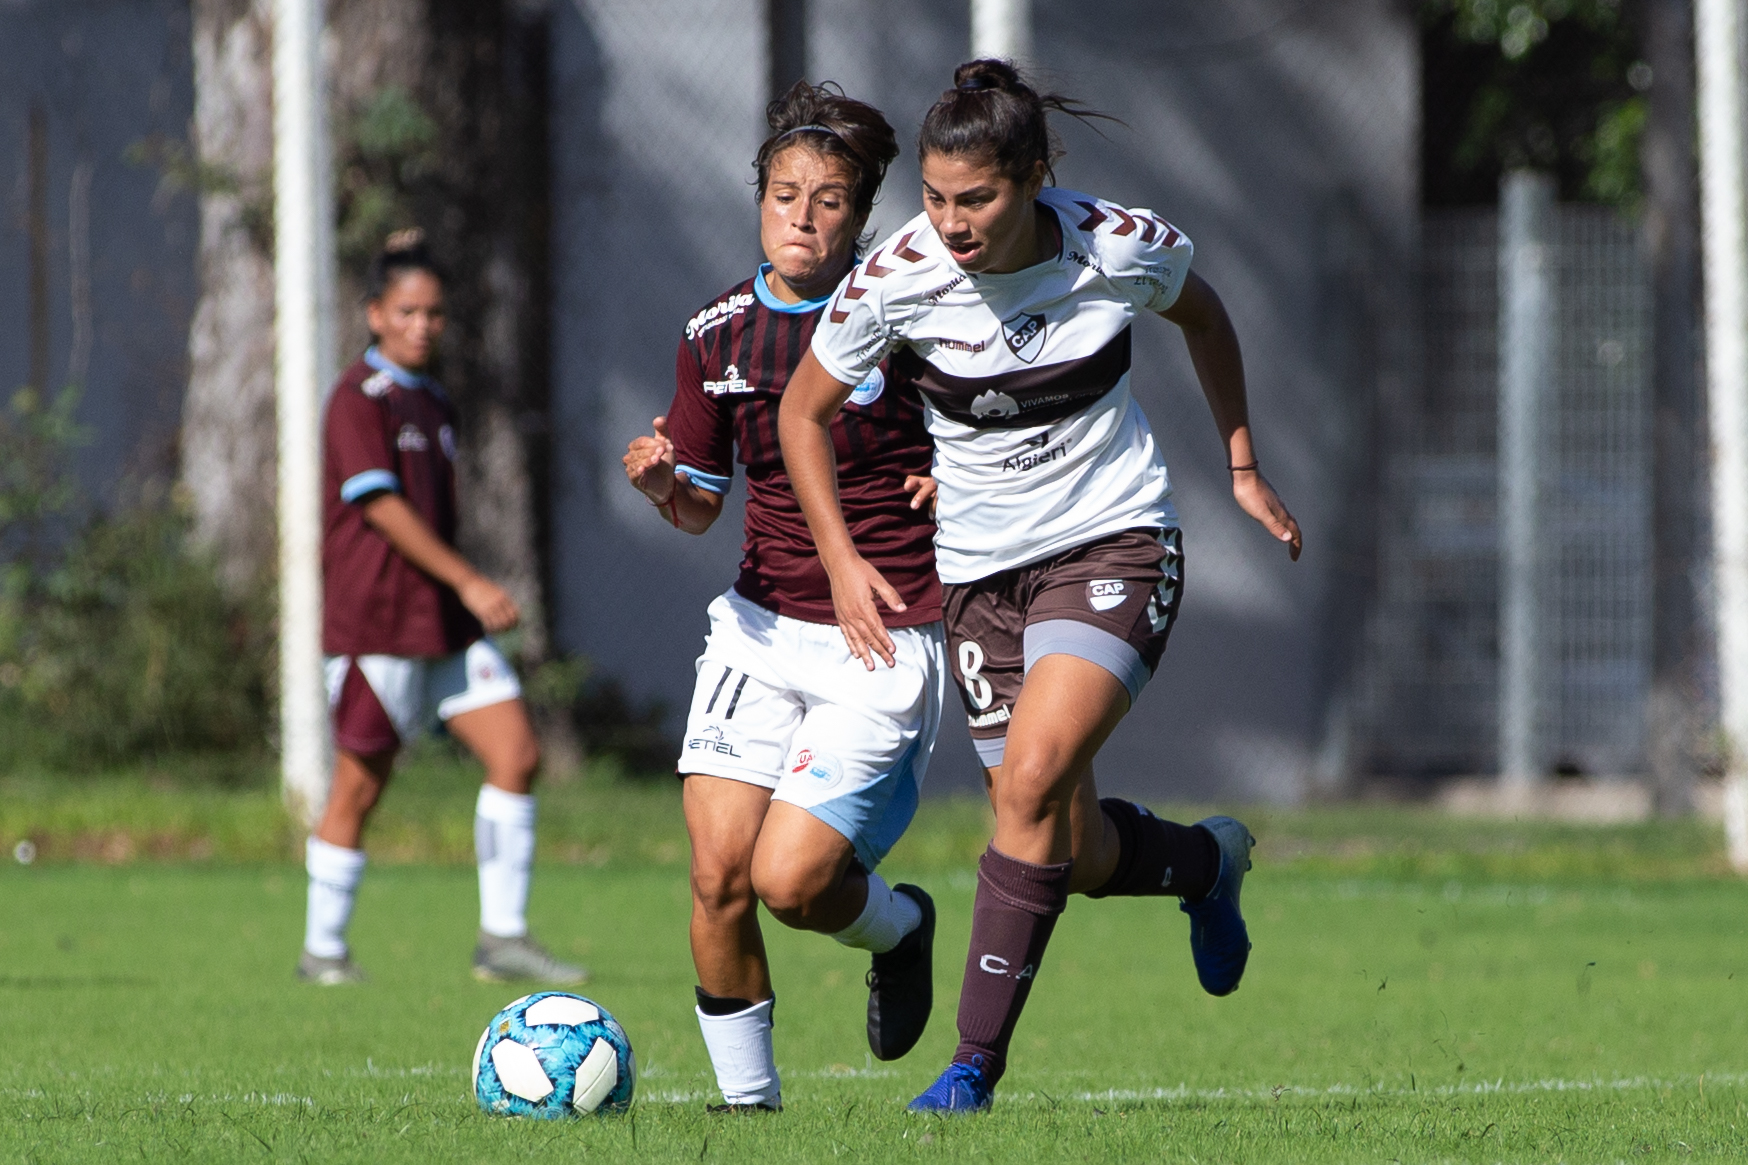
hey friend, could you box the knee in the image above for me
[992,755,1070,826]
[750,856,831,930]
[691,859,756,922]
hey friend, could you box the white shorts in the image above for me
[679,590,947,869]
[323,638,522,753]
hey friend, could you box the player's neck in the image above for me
[765,261,848,305]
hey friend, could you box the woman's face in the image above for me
[920,153,1046,274]
[366,269,445,370]
[760,146,864,298]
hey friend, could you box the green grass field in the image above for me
[3,756,1748,1162]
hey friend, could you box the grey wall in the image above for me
[550,0,1418,802]
[0,0,198,500]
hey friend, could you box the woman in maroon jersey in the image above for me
[621,82,944,1113]
[302,230,583,987]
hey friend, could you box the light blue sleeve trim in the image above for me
[340,468,401,503]
[676,464,733,495]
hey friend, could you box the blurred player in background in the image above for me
[623,82,944,1113]
[300,230,584,987]
[782,60,1303,1112]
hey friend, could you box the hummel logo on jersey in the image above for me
[1087,580,1128,612]
[971,390,1020,420]
[685,292,754,340]
[362,370,394,399]
[703,365,751,395]
[396,424,430,452]
[1002,311,1047,363]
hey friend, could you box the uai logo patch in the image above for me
[790,747,843,788]
[849,366,885,406]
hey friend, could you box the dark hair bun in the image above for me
[953,59,1021,93]
[382,227,428,257]
[367,227,444,300]
[920,59,1118,183]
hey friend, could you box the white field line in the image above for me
[1054,1071,1748,1106]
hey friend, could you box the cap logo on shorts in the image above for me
[1087,580,1127,612]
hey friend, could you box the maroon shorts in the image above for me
[942,527,1183,766]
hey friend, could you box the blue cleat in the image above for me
[1179,815,1255,996]
[906,1057,995,1114]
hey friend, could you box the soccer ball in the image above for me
[472,992,636,1117]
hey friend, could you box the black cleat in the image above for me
[706,1102,781,1114]
[866,883,935,1061]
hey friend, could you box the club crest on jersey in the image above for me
[971,389,1021,420]
[396,424,430,452]
[438,424,456,460]
[703,364,751,396]
[1087,579,1127,612]
[848,366,885,407]
[1001,311,1047,363]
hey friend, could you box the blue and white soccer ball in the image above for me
[472,992,636,1118]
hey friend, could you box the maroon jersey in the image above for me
[666,268,941,627]
[321,350,482,657]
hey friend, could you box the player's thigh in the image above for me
[998,653,1130,812]
[749,800,857,910]
[944,580,1025,772]
[772,632,943,872]
[683,774,773,913]
[430,639,533,774]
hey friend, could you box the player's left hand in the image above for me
[825,551,904,670]
[902,474,938,515]
[459,575,521,633]
[1232,468,1302,561]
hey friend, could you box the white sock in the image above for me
[304,837,366,959]
[831,873,922,954]
[475,785,536,939]
[696,998,780,1107]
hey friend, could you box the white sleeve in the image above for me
[810,258,909,386]
[1099,204,1194,315]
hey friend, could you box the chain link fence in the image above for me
[1361,205,1653,778]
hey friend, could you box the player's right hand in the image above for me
[459,575,520,633]
[623,416,677,503]
[826,551,903,670]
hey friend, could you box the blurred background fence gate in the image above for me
[1361,203,1655,780]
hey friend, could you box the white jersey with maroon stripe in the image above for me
[810,186,1193,584]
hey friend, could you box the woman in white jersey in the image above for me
[780,60,1302,1113]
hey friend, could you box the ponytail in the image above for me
[917,59,1118,183]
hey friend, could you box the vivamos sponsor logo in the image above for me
[848,367,885,407]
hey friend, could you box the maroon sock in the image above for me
[951,846,1072,1084]
[1086,798,1219,900]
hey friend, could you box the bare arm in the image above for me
[777,348,905,669]
[1159,271,1302,561]
[361,493,521,632]
[622,415,726,535]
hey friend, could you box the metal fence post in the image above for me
[1497,170,1556,791]
[1696,0,1748,868]
[971,0,1030,62]
[272,0,336,828]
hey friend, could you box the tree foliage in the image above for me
[1422,0,1648,206]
